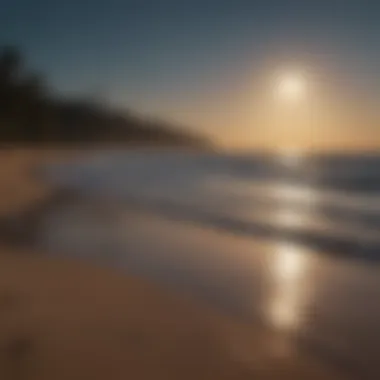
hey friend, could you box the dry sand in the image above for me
[0,149,343,379]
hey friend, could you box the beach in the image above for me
[0,149,379,379]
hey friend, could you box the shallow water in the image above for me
[42,151,380,257]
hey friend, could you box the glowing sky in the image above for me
[1,0,380,150]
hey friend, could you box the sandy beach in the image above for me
[0,148,375,379]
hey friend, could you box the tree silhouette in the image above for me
[0,45,206,147]
[0,46,49,141]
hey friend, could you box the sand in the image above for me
[0,148,344,379]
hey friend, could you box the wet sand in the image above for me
[0,250,348,380]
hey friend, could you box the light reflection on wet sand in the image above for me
[267,187,315,332]
[268,242,312,331]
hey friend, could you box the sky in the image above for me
[1,0,380,150]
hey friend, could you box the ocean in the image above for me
[42,151,380,261]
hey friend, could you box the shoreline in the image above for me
[0,148,329,380]
[0,148,361,379]
[0,150,256,379]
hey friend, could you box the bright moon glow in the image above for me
[276,73,307,102]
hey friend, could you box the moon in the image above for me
[276,73,307,102]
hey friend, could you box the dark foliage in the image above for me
[0,46,206,147]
